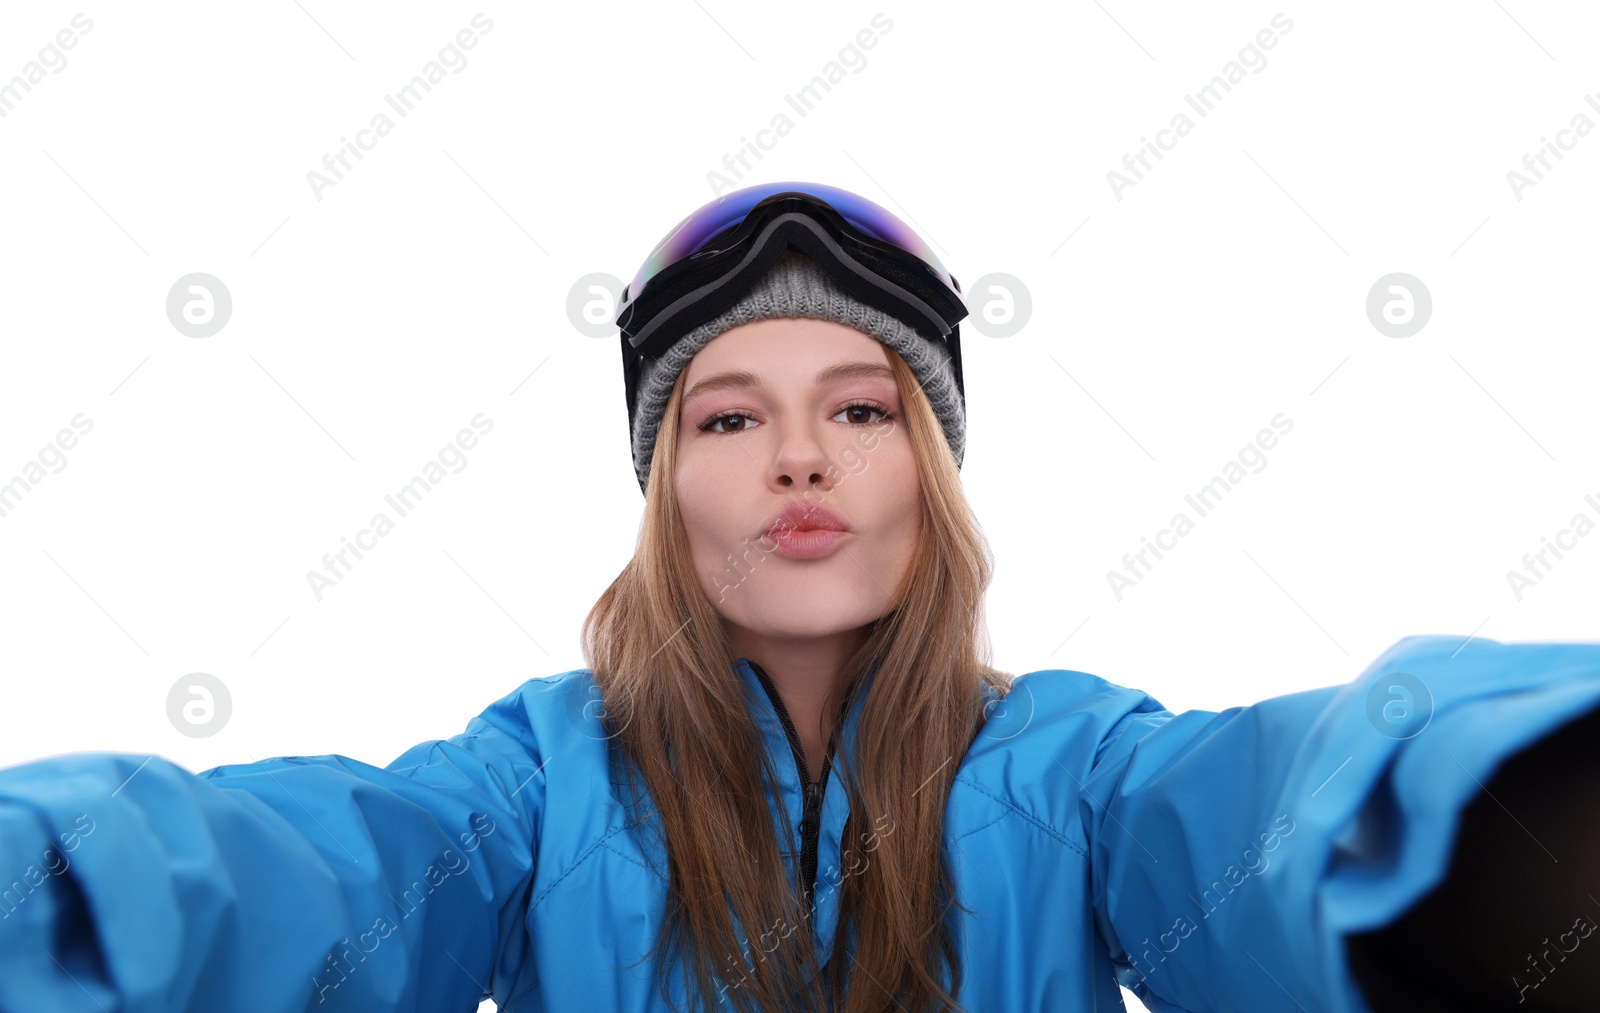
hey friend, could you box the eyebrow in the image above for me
[683,361,895,405]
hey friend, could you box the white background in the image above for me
[1,3,1597,1010]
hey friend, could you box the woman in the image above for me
[0,183,1596,1012]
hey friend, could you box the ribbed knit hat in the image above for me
[629,251,967,493]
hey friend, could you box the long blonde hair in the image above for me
[581,341,1010,1011]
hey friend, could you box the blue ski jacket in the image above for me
[0,633,1596,1012]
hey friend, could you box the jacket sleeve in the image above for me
[0,679,549,1013]
[1079,634,1600,1013]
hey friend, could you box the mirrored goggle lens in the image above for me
[626,181,953,307]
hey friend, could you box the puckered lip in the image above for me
[761,501,850,539]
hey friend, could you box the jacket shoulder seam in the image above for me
[599,836,668,884]
[948,807,1011,846]
[529,821,636,910]
[951,774,1087,859]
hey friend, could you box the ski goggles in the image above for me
[616,182,968,416]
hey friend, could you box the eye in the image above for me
[697,411,760,435]
[833,400,894,426]
[696,400,895,435]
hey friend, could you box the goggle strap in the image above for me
[626,212,956,357]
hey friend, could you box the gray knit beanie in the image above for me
[629,251,967,493]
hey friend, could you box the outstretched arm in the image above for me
[0,681,547,1012]
[1079,634,1600,1013]
[1347,704,1600,1012]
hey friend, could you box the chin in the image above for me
[719,587,886,641]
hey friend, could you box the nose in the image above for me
[770,420,836,491]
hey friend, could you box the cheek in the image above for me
[870,445,923,546]
[675,481,715,545]
[675,463,747,562]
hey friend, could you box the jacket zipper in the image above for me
[501,666,836,1013]
[748,661,834,919]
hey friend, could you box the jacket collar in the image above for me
[732,655,880,973]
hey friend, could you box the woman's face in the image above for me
[674,317,923,640]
